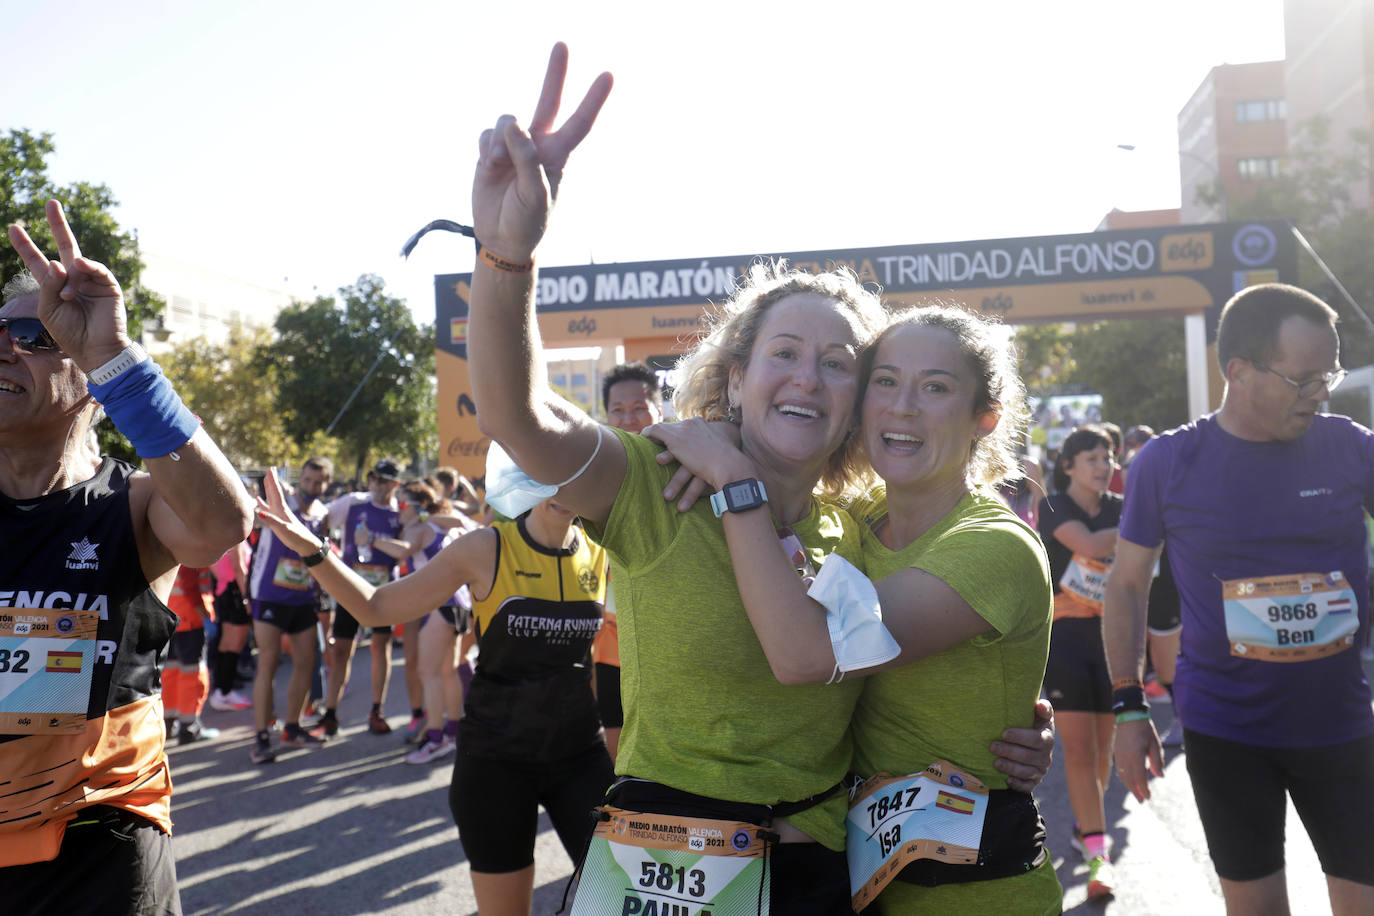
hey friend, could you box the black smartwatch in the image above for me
[710,478,769,517]
[301,540,331,567]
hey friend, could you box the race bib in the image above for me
[570,806,771,916]
[846,762,989,912]
[352,563,391,587]
[0,609,99,735]
[1222,572,1359,662]
[273,557,312,590]
[1058,554,1112,615]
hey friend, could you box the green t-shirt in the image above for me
[850,488,1060,914]
[851,487,1052,788]
[586,428,864,850]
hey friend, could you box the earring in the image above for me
[726,402,741,425]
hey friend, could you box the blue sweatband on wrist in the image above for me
[87,357,200,458]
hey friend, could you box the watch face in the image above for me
[726,480,757,504]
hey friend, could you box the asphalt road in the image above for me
[167,639,1365,914]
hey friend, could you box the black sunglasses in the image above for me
[0,317,60,352]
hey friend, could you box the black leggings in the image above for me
[449,741,614,873]
[5,806,181,916]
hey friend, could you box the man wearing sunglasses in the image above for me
[1105,283,1374,916]
[0,201,254,916]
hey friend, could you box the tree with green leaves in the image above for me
[1015,319,1190,434]
[1067,318,1189,432]
[161,324,323,470]
[3,128,170,463]
[263,275,436,483]
[1,129,163,333]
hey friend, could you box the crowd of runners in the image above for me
[1,42,1372,916]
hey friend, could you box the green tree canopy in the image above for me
[1,129,163,332]
[1067,318,1189,432]
[264,275,436,483]
[3,128,169,462]
[161,324,314,470]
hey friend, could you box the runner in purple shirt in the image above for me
[319,459,403,736]
[1104,283,1374,916]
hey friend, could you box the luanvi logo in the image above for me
[66,537,100,571]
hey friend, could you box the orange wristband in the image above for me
[477,243,533,274]
[1112,676,1144,691]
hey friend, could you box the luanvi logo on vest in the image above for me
[65,537,100,571]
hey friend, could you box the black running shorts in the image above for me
[1184,728,1374,884]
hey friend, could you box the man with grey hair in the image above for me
[1,201,254,915]
[1106,283,1374,915]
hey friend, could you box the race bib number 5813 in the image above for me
[570,807,771,915]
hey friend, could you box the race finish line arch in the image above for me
[434,221,1294,481]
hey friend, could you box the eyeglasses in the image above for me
[0,317,60,352]
[1254,364,1346,399]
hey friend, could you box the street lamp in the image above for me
[1117,144,1228,220]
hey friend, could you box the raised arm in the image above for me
[466,44,622,527]
[8,200,252,575]
[256,470,495,627]
[1104,537,1165,801]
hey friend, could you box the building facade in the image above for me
[1177,61,1289,223]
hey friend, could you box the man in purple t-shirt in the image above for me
[320,459,403,736]
[1104,283,1374,915]
[247,456,333,764]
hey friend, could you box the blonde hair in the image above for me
[672,260,887,499]
[861,303,1029,489]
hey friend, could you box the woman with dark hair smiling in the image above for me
[1038,424,1121,899]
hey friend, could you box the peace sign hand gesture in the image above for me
[472,43,613,263]
[7,199,132,372]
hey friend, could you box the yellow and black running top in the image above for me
[462,515,607,761]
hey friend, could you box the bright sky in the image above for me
[7,0,1286,330]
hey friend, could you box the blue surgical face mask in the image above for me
[483,425,606,519]
[484,441,558,519]
[807,554,901,679]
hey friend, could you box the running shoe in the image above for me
[1070,825,1112,861]
[315,710,339,737]
[368,710,392,735]
[280,723,327,748]
[209,689,252,711]
[1086,855,1116,898]
[405,735,457,765]
[403,716,425,745]
[1144,678,1170,701]
[177,721,220,745]
[251,732,276,764]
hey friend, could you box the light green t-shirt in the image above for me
[852,487,1052,787]
[851,487,1061,914]
[586,428,864,850]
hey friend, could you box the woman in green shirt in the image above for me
[651,306,1062,913]
[461,45,1053,914]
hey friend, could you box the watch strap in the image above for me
[301,540,331,567]
[86,343,149,385]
